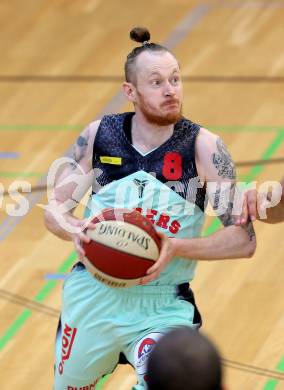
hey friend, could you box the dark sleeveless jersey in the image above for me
[85,112,206,285]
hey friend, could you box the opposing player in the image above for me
[236,177,284,224]
[147,327,224,390]
[44,27,256,389]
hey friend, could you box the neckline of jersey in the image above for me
[120,112,181,159]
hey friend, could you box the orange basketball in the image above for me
[82,208,161,288]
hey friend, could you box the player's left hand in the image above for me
[235,189,272,225]
[140,232,176,285]
[235,189,257,225]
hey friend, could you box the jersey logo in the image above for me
[100,156,122,165]
[133,179,149,198]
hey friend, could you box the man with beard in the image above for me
[45,27,256,390]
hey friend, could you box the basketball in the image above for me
[82,208,161,288]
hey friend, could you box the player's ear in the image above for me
[123,82,137,103]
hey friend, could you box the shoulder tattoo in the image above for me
[72,128,90,167]
[212,138,236,179]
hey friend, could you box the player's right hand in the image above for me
[140,232,176,285]
[68,217,96,260]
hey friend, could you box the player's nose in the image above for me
[164,81,175,97]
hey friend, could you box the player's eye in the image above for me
[171,77,180,85]
[151,79,161,86]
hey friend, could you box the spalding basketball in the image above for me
[82,208,161,288]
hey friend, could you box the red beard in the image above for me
[136,92,182,126]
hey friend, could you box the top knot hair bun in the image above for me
[130,27,151,43]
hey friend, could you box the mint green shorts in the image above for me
[54,263,201,389]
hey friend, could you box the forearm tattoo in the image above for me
[215,187,256,240]
[241,222,255,241]
[213,182,236,226]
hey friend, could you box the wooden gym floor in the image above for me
[0,0,284,389]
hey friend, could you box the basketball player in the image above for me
[44,27,256,389]
[147,327,224,390]
[236,177,284,224]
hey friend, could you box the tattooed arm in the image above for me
[44,120,100,242]
[173,129,256,258]
[175,128,256,260]
[141,129,256,284]
[173,129,256,261]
